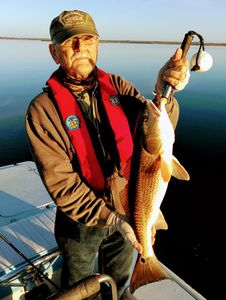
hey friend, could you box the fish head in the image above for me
[141,100,175,156]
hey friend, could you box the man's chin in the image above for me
[71,64,95,81]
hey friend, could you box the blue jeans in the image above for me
[55,210,134,299]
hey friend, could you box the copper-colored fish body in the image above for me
[129,99,190,293]
[130,148,169,293]
[133,151,166,257]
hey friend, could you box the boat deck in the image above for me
[0,162,206,299]
[0,205,57,275]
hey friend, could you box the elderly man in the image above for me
[25,10,189,300]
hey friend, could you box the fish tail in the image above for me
[130,254,169,293]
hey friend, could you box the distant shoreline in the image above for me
[0,36,225,46]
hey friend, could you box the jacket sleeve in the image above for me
[25,93,111,227]
[110,73,179,129]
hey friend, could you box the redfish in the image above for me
[127,99,190,293]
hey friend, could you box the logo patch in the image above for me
[110,96,120,106]
[65,115,80,131]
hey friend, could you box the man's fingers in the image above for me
[171,48,183,62]
[132,241,143,254]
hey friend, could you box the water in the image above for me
[1,40,226,299]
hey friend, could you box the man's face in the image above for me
[49,35,99,80]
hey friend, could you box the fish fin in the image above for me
[130,254,169,294]
[154,210,168,230]
[171,156,190,180]
[119,158,131,181]
[160,156,172,182]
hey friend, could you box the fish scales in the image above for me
[133,152,162,255]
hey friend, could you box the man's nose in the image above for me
[73,38,85,50]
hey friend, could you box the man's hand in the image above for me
[155,48,190,96]
[106,211,143,254]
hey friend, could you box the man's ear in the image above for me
[49,44,60,64]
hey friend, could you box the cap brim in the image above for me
[53,28,99,44]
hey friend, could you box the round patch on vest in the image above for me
[65,115,80,131]
[110,96,120,106]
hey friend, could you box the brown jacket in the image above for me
[25,72,179,227]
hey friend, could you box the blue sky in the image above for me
[0,0,225,43]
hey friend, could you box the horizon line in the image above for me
[0,36,225,46]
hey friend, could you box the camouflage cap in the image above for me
[50,10,99,44]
